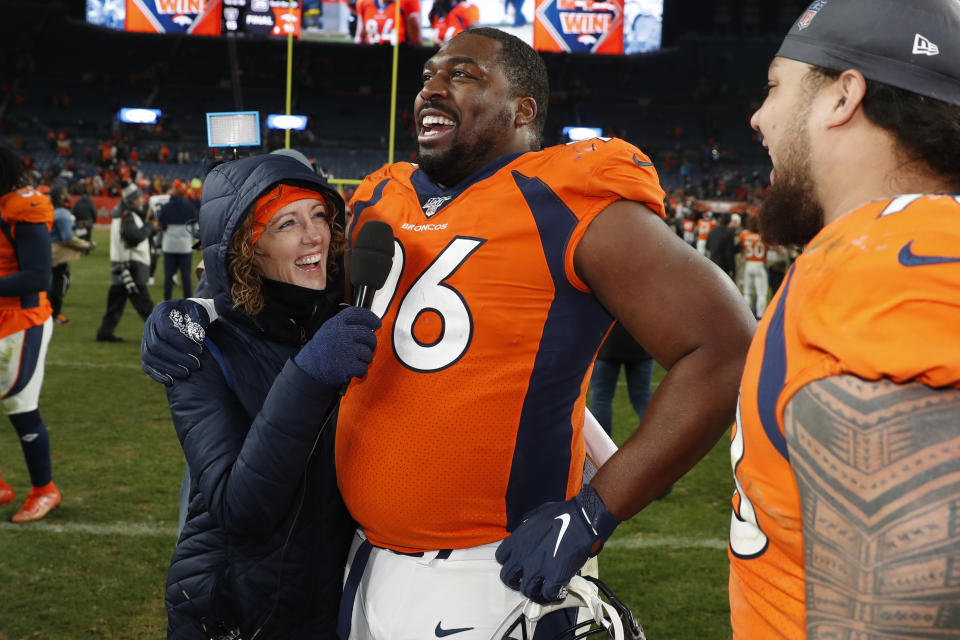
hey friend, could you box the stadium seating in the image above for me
[1,1,774,191]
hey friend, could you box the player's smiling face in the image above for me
[415,34,520,187]
[253,197,331,290]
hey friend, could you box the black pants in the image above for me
[97,283,154,339]
[49,263,70,317]
[767,267,786,297]
[163,252,193,300]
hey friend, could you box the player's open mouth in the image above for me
[295,252,324,271]
[419,113,456,142]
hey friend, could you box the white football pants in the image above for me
[742,261,769,318]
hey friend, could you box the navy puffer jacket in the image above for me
[165,155,354,640]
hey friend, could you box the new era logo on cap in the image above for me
[912,33,939,56]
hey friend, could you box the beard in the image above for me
[417,106,514,188]
[757,110,824,247]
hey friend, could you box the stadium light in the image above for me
[562,126,604,142]
[118,108,162,124]
[206,111,262,147]
[266,114,309,130]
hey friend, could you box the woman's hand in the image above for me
[293,307,381,388]
[141,299,213,385]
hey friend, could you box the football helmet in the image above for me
[492,575,646,640]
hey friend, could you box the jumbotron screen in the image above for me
[86,0,661,53]
[86,0,301,37]
[417,0,661,54]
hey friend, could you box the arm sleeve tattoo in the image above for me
[784,375,960,640]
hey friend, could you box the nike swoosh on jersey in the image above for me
[633,153,653,168]
[435,622,475,637]
[553,513,571,557]
[897,240,960,266]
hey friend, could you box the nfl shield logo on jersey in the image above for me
[422,196,452,218]
[797,0,826,30]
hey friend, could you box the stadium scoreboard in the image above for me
[222,0,302,38]
[88,0,662,53]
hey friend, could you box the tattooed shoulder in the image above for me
[784,375,960,639]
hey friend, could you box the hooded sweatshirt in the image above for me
[164,154,352,640]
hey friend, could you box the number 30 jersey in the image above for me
[339,138,665,552]
[729,194,960,638]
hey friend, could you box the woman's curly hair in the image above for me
[227,190,345,316]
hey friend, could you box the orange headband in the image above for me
[251,184,327,245]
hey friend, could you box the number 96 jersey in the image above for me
[339,138,665,553]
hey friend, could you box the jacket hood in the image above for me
[199,154,346,320]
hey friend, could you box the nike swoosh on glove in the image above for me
[140,299,212,386]
[496,484,620,604]
[293,306,381,389]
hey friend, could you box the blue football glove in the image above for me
[496,484,620,604]
[293,306,381,389]
[140,299,212,386]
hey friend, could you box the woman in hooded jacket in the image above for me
[160,154,380,639]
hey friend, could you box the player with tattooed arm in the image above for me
[730,1,960,638]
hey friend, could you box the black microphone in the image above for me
[350,220,395,309]
[340,220,394,396]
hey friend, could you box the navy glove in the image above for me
[293,306,381,389]
[140,299,211,386]
[496,484,620,604]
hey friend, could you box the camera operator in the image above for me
[95,183,156,343]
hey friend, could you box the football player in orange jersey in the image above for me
[355,0,423,45]
[141,27,754,639]
[694,210,715,255]
[335,27,753,638]
[430,0,479,44]
[738,214,767,318]
[0,146,61,523]
[731,1,960,638]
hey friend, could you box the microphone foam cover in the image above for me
[350,220,395,289]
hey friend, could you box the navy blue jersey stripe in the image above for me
[504,172,613,531]
[0,217,37,308]
[4,323,44,399]
[409,152,525,203]
[757,265,796,460]
[348,178,390,238]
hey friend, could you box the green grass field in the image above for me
[0,230,733,639]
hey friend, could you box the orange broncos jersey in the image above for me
[696,217,716,241]
[739,230,766,263]
[356,0,420,44]
[0,188,54,338]
[730,194,960,639]
[432,0,479,43]
[340,138,665,552]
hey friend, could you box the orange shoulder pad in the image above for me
[0,188,54,225]
[349,162,415,212]
[793,195,960,389]
[555,138,665,216]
